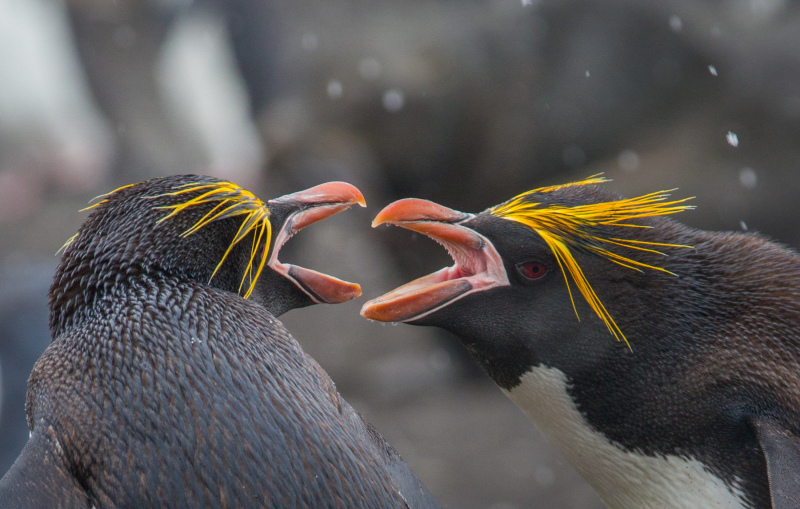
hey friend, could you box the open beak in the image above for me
[269,182,366,304]
[361,198,509,322]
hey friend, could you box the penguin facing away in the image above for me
[362,175,800,509]
[0,175,438,508]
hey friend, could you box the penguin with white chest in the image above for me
[0,175,438,508]
[362,176,800,509]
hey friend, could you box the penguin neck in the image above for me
[48,253,172,338]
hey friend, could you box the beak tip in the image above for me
[332,283,361,303]
[346,282,363,300]
[359,298,388,321]
[340,183,365,209]
[359,302,372,318]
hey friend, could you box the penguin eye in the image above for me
[517,261,547,280]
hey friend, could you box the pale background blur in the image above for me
[1,0,799,507]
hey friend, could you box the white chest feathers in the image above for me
[501,366,747,509]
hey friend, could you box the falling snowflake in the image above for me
[382,89,405,112]
[327,81,343,99]
[669,15,683,33]
[739,168,757,189]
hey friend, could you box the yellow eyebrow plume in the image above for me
[150,182,272,299]
[80,183,138,212]
[56,232,80,255]
[67,179,272,299]
[491,175,694,347]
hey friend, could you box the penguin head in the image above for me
[52,175,365,332]
[362,176,694,387]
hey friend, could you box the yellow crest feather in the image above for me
[56,232,80,255]
[71,179,272,299]
[80,183,138,212]
[150,182,272,299]
[490,175,694,347]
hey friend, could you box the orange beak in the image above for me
[362,198,509,322]
[269,182,366,304]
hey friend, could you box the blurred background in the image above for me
[1,0,799,507]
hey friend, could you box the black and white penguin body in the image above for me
[1,175,437,508]
[363,176,800,509]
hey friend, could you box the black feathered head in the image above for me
[362,175,694,348]
[51,175,365,335]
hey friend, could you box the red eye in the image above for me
[518,261,547,280]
